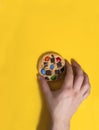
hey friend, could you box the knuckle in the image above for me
[84,72,89,78]
[67,67,73,75]
[76,74,84,80]
[84,85,88,91]
[66,73,74,81]
[84,73,90,81]
[73,91,79,98]
[87,82,90,87]
[66,87,72,91]
[71,73,74,78]
[68,73,74,79]
[77,68,83,74]
[84,83,90,89]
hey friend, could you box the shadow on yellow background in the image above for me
[0,0,99,130]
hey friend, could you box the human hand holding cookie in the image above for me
[37,56,91,130]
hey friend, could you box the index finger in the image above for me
[62,59,74,90]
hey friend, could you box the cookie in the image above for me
[37,51,65,81]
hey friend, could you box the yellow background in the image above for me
[0,0,99,130]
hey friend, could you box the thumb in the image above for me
[38,75,52,103]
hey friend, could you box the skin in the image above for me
[37,59,91,130]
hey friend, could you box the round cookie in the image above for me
[37,52,65,81]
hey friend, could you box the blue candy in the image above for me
[41,69,46,75]
[50,64,54,70]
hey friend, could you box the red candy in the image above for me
[45,56,50,61]
[56,57,61,62]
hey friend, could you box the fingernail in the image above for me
[71,58,75,65]
[71,58,75,62]
[65,59,69,64]
[71,58,77,65]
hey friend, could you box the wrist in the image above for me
[51,119,70,130]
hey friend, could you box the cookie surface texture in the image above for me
[38,52,65,81]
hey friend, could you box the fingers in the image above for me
[62,59,74,89]
[71,59,91,100]
[80,72,91,99]
[82,72,90,86]
[82,88,90,100]
[38,75,53,104]
[71,59,84,91]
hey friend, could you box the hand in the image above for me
[37,59,91,129]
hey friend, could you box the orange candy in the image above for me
[45,56,50,61]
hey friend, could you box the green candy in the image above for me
[51,75,56,80]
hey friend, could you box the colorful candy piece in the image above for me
[55,69,60,74]
[41,69,46,75]
[51,55,54,57]
[46,70,51,75]
[51,75,56,80]
[44,62,48,68]
[45,56,50,61]
[50,55,55,63]
[57,62,62,67]
[61,67,64,72]
[50,64,54,70]
[45,77,49,80]
[56,57,61,62]
[51,58,55,63]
